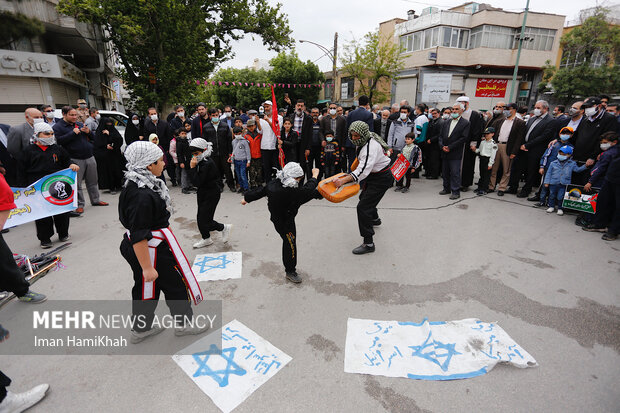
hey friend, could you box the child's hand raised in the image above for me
[190,156,198,168]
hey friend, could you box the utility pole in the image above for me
[333,32,339,103]
[509,0,530,103]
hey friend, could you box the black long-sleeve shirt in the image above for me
[188,157,221,193]
[244,178,321,226]
[17,144,72,186]
[119,181,170,244]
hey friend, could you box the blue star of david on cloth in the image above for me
[192,344,247,387]
[409,331,461,372]
[194,254,233,273]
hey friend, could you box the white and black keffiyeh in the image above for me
[188,138,212,162]
[276,162,304,188]
[123,141,172,210]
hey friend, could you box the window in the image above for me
[413,32,422,51]
[522,27,556,51]
[324,80,333,99]
[341,77,354,99]
[442,27,470,48]
[560,50,607,69]
[401,27,448,52]
[469,25,515,50]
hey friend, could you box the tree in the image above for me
[541,7,620,103]
[269,52,324,108]
[340,30,405,104]
[0,11,45,49]
[210,67,271,109]
[57,0,293,111]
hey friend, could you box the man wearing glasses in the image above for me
[40,105,58,127]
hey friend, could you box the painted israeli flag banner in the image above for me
[344,318,537,380]
[172,320,291,413]
[192,252,242,281]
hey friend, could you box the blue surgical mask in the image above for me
[326,137,333,142]
[211,117,219,124]
[451,113,459,119]
[559,134,570,141]
[557,154,568,161]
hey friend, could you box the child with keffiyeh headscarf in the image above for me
[241,163,322,283]
[119,141,208,344]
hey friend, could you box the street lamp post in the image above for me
[509,0,530,103]
[300,33,339,103]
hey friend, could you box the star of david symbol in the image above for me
[192,344,247,387]
[194,254,233,273]
[409,331,461,372]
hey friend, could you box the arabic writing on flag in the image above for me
[475,79,508,98]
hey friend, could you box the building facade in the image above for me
[385,2,565,112]
[0,0,124,125]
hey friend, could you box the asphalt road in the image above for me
[1,176,619,412]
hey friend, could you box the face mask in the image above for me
[195,152,206,163]
[557,154,568,161]
[503,110,511,117]
[211,117,219,124]
[399,113,408,121]
[568,108,579,116]
[95,114,101,120]
[600,143,612,151]
[533,108,542,117]
[36,136,56,146]
[493,109,502,115]
[79,104,86,109]
[326,137,333,142]
[150,114,158,121]
[585,107,597,117]
[296,109,303,116]
[177,111,185,118]
[225,112,231,116]
[451,113,460,119]
[45,111,54,119]
[329,109,337,116]
[559,134,570,141]
[32,118,44,125]
[234,134,242,139]
[442,114,450,120]
[132,119,139,125]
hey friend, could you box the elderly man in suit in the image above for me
[373,110,392,141]
[511,100,555,198]
[439,102,471,199]
[7,108,43,158]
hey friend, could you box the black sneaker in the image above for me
[532,202,546,208]
[285,271,302,283]
[527,195,540,202]
[461,186,470,192]
[497,191,504,196]
[439,190,450,195]
[487,189,495,193]
[372,218,382,226]
[401,187,409,193]
[40,240,52,249]
[352,244,375,255]
[449,193,460,200]
[394,186,403,192]
[582,224,607,233]
[602,232,617,241]
[574,216,588,227]
[59,235,70,242]
[516,191,529,198]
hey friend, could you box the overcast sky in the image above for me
[220,0,607,73]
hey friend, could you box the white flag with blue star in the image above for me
[344,318,537,380]
[192,252,242,281]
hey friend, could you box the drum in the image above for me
[318,173,360,203]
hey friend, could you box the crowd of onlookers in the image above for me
[0,92,618,246]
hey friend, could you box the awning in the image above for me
[317,99,330,104]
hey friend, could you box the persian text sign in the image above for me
[475,79,508,98]
[7,169,77,228]
[345,318,537,380]
[562,184,599,214]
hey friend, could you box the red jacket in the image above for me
[0,173,16,212]
[245,131,262,159]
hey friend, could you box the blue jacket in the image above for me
[540,141,570,168]
[543,158,587,185]
[589,145,620,187]
[53,119,94,160]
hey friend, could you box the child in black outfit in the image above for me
[17,122,80,248]
[188,138,232,248]
[321,129,340,179]
[279,117,299,163]
[242,163,321,283]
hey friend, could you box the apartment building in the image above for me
[385,2,565,111]
[0,0,124,125]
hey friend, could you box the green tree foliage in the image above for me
[340,30,405,104]
[269,52,324,108]
[542,8,620,103]
[194,52,323,110]
[0,11,45,49]
[57,0,293,111]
